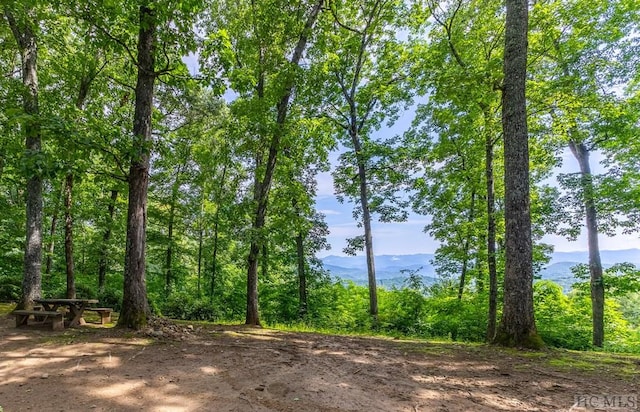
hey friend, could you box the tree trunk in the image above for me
[98,190,118,292]
[118,5,156,329]
[296,232,307,317]
[5,8,42,310]
[64,173,76,298]
[45,183,64,276]
[197,207,204,299]
[352,132,378,318]
[211,214,220,301]
[457,191,476,301]
[484,108,498,342]
[165,173,181,294]
[209,163,226,302]
[569,141,604,347]
[494,0,541,348]
[245,0,323,326]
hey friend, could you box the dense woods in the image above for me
[1,0,639,351]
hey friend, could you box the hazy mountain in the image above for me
[320,249,640,290]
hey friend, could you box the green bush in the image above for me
[161,291,218,321]
[0,273,21,301]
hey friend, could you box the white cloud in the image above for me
[318,209,341,216]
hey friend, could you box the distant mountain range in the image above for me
[320,249,640,291]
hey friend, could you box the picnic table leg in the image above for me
[67,304,87,327]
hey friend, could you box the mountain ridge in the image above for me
[320,249,640,290]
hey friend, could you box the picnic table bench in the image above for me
[12,309,64,330]
[84,307,113,325]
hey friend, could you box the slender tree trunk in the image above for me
[197,207,204,299]
[569,141,604,347]
[494,0,541,348]
[209,163,227,302]
[45,183,64,276]
[165,174,181,294]
[211,214,220,301]
[293,199,308,317]
[457,191,476,301]
[484,108,498,342]
[64,174,76,298]
[352,132,378,318]
[245,0,323,325]
[119,5,156,329]
[98,190,118,292]
[5,8,42,310]
[296,232,307,317]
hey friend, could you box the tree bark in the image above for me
[568,141,604,347]
[98,190,118,292]
[64,174,76,298]
[494,0,541,348]
[118,5,156,329]
[5,7,42,310]
[245,0,323,325]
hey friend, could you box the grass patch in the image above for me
[0,302,15,314]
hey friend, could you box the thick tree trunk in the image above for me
[484,109,498,342]
[245,0,323,326]
[569,141,604,347]
[64,173,76,298]
[5,8,42,310]
[98,190,118,292]
[119,5,156,329]
[494,0,541,348]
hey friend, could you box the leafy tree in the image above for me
[202,0,324,325]
[311,0,412,319]
[529,0,640,346]
[3,1,43,309]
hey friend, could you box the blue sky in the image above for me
[182,54,640,258]
[314,114,640,258]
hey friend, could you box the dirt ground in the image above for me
[0,314,638,412]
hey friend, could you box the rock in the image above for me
[151,330,164,338]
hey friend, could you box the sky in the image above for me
[181,55,640,258]
[314,113,640,258]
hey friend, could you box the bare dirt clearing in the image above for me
[0,314,638,412]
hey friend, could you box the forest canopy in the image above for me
[1,0,639,350]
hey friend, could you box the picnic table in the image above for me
[34,298,99,327]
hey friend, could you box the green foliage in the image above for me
[534,280,591,349]
[534,280,635,351]
[162,291,219,321]
[0,273,21,301]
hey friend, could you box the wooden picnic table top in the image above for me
[35,298,99,305]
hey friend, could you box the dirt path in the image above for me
[0,315,637,411]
